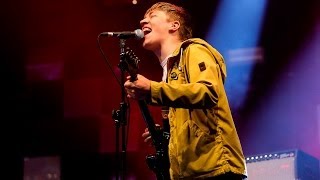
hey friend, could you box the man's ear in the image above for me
[169,21,180,31]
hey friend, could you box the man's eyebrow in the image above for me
[144,10,156,18]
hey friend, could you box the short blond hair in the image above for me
[145,2,193,40]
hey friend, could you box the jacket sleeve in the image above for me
[150,44,225,109]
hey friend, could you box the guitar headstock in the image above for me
[119,47,140,81]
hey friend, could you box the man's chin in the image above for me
[142,41,153,51]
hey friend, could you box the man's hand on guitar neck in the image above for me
[142,124,161,146]
[124,74,151,100]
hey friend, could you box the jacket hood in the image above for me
[172,38,227,81]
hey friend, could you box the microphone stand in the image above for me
[112,38,128,180]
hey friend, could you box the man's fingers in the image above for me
[126,89,134,94]
[142,131,150,138]
[144,136,151,143]
[124,79,135,89]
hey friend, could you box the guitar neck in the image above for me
[137,100,162,149]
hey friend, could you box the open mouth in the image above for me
[142,27,152,36]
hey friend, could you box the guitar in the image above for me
[120,47,170,180]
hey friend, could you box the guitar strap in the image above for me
[162,54,171,141]
[161,106,170,142]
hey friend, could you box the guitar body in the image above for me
[146,153,170,180]
[121,48,170,180]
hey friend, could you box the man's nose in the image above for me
[140,18,149,26]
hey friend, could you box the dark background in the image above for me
[2,0,320,179]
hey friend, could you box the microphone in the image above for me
[101,29,144,39]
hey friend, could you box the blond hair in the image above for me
[145,2,193,40]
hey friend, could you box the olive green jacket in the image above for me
[150,38,247,179]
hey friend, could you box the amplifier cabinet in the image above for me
[245,149,319,180]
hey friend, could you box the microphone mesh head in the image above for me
[134,29,144,39]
